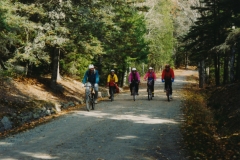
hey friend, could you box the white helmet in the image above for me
[88,64,94,69]
[149,67,153,70]
[132,68,137,71]
[111,69,115,72]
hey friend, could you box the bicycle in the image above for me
[147,80,153,100]
[166,84,170,102]
[109,85,115,102]
[84,82,95,111]
[131,81,138,101]
[162,79,172,102]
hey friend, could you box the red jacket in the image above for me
[144,72,156,81]
[162,68,174,80]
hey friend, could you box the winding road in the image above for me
[0,69,197,160]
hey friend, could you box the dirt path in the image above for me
[0,69,197,160]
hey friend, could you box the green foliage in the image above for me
[60,51,91,79]
[179,0,240,84]
[0,0,149,85]
[145,0,175,70]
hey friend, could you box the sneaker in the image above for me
[94,100,98,104]
[169,95,172,99]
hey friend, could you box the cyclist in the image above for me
[82,64,99,103]
[161,64,175,99]
[128,68,140,95]
[107,69,118,99]
[144,67,157,97]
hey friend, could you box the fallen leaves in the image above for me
[181,75,240,159]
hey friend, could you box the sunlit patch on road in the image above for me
[0,142,13,147]
[74,111,178,124]
[20,152,58,159]
[109,114,178,124]
[116,135,138,139]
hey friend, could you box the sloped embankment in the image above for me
[181,75,240,159]
[0,76,109,137]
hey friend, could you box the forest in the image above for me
[0,0,174,89]
[1,0,240,159]
[1,0,239,88]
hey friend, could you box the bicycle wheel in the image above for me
[166,87,170,102]
[147,87,151,100]
[86,95,91,111]
[133,86,136,101]
[91,94,95,110]
[150,88,152,100]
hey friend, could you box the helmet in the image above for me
[165,64,170,68]
[149,67,153,70]
[132,68,137,71]
[88,64,94,69]
[111,69,115,72]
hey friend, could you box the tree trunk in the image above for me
[25,62,29,76]
[205,66,210,84]
[0,58,7,70]
[223,53,229,84]
[235,48,240,81]
[185,53,188,69]
[214,53,220,85]
[229,47,235,83]
[51,48,61,90]
[120,65,127,87]
[199,60,205,88]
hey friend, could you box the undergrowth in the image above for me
[181,75,240,159]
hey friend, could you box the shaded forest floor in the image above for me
[181,73,240,159]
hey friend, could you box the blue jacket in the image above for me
[82,69,99,84]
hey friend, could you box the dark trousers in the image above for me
[130,81,139,93]
[109,86,115,96]
[165,79,172,95]
[147,80,154,93]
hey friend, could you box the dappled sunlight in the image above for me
[74,110,178,124]
[20,152,58,159]
[109,114,178,124]
[75,111,111,118]
[0,142,13,147]
[116,135,138,140]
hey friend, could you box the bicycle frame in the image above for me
[147,80,153,100]
[85,82,95,111]
[166,85,170,102]
[131,81,138,101]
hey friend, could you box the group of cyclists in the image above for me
[82,64,175,103]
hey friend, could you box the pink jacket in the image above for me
[128,72,140,82]
[144,72,156,81]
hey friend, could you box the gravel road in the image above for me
[0,69,197,160]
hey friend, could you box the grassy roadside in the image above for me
[181,75,240,159]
